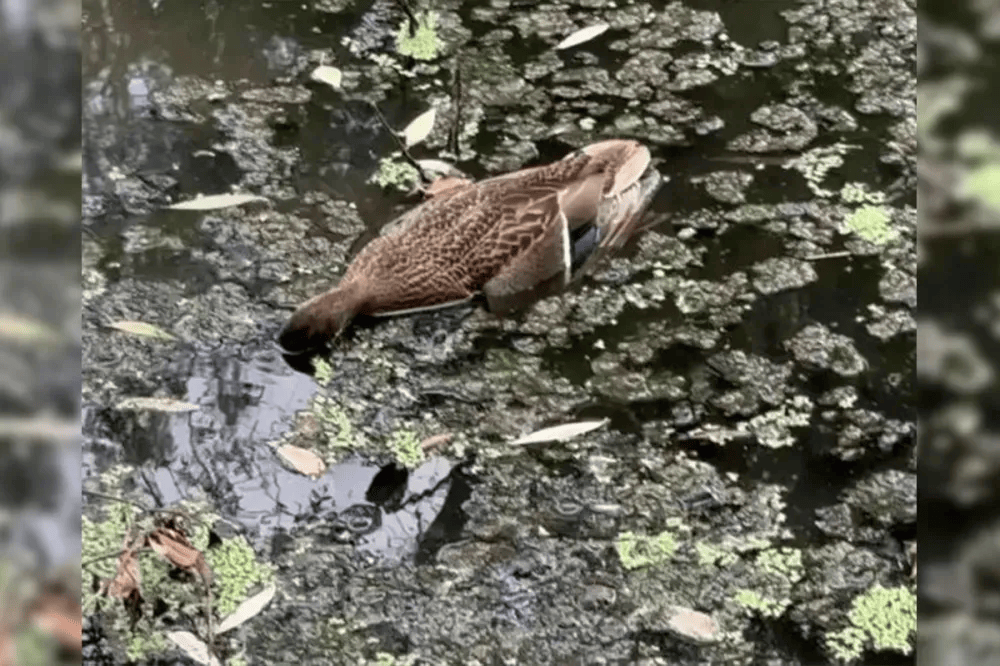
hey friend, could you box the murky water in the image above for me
[82,0,916,663]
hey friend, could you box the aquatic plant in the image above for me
[389,429,424,469]
[616,530,677,570]
[961,162,1000,212]
[824,584,916,662]
[734,547,804,619]
[207,535,275,616]
[371,156,420,190]
[844,205,897,244]
[395,11,442,61]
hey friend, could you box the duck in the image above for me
[278,139,663,354]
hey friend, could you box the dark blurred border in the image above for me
[0,0,82,661]
[919,1,1000,663]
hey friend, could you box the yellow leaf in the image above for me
[109,320,177,341]
[402,108,436,148]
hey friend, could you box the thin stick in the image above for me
[368,101,430,183]
[394,0,419,37]
[804,251,852,261]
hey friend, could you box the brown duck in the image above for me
[278,139,663,354]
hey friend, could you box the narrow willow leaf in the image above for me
[310,65,343,89]
[116,397,200,413]
[511,419,608,445]
[0,311,63,346]
[168,193,267,211]
[215,583,277,635]
[167,631,221,666]
[555,23,610,50]
[109,320,177,341]
[415,159,459,176]
[276,444,326,478]
[402,108,436,148]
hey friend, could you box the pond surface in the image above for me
[81,0,916,663]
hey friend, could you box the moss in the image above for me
[207,535,275,616]
[824,584,916,662]
[616,530,676,570]
[389,430,424,469]
[395,11,442,61]
[844,205,897,245]
[370,156,420,191]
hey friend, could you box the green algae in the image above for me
[371,156,420,190]
[389,430,425,469]
[207,535,275,616]
[825,584,916,662]
[395,11,442,61]
[82,465,274,662]
[844,205,897,245]
[616,530,677,570]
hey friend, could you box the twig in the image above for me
[394,0,419,38]
[803,251,852,261]
[448,57,463,157]
[368,101,430,183]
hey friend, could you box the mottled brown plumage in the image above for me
[278,139,663,354]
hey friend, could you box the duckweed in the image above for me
[371,156,420,190]
[395,11,442,61]
[734,588,788,617]
[844,205,897,245]
[616,530,677,570]
[825,584,916,662]
[207,535,275,616]
[389,430,424,469]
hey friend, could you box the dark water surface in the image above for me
[81,0,916,663]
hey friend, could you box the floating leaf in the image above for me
[116,397,200,413]
[415,159,460,176]
[215,583,276,635]
[0,311,63,346]
[146,526,212,584]
[109,320,177,341]
[168,193,267,211]
[402,108,436,148]
[555,23,610,50]
[665,606,719,644]
[511,419,608,445]
[310,65,342,89]
[276,444,326,478]
[420,432,454,452]
[167,631,221,666]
